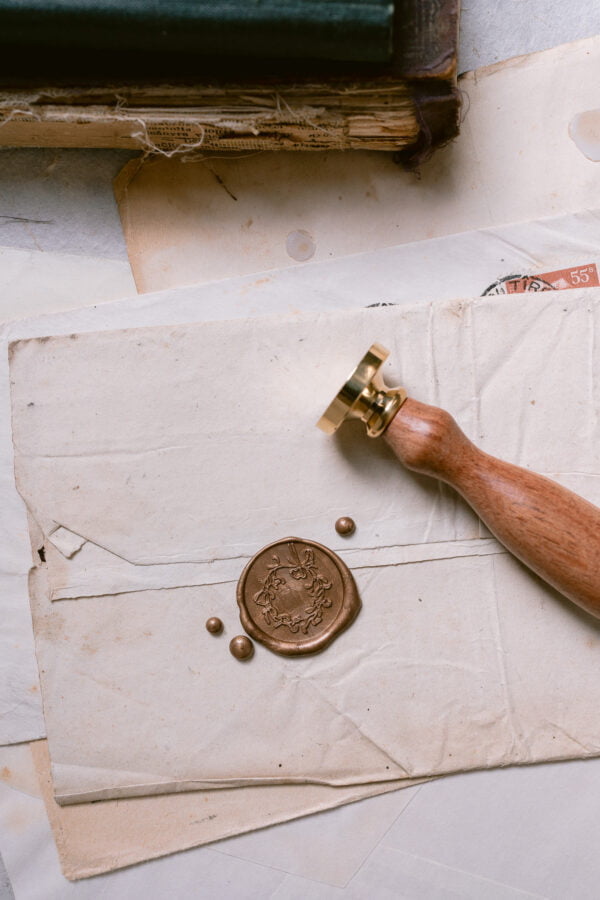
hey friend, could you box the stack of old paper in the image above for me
[11,291,600,795]
[2,35,600,885]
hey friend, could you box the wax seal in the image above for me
[205,616,223,635]
[335,516,356,536]
[229,635,254,660]
[237,537,361,656]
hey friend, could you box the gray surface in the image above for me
[0,149,134,260]
[459,0,600,72]
[0,852,14,900]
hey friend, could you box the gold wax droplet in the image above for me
[205,616,223,635]
[230,635,254,660]
[335,516,356,536]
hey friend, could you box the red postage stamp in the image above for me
[483,263,599,295]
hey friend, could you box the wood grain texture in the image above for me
[384,398,600,617]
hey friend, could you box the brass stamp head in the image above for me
[316,343,406,438]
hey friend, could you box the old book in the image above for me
[0,0,459,161]
[0,0,395,66]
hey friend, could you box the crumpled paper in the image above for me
[10,291,600,804]
[0,246,135,745]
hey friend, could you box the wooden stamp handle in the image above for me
[384,398,600,617]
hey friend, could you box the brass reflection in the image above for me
[317,343,406,438]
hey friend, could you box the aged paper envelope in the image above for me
[109,208,600,331]
[0,739,423,885]
[9,208,596,745]
[0,247,135,746]
[10,291,600,803]
[0,247,442,875]
[114,36,600,292]
[29,741,419,881]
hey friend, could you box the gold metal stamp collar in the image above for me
[316,343,407,438]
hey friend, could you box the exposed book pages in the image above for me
[0,0,459,159]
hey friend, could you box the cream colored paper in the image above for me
[0,247,135,746]
[8,222,592,876]
[11,304,484,573]
[115,36,600,293]
[11,180,593,870]
[5,32,600,900]
[0,242,448,873]
[10,291,600,804]
[29,741,418,881]
[0,247,134,322]
[0,250,415,876]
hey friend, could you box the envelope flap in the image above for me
[9,293,600,574]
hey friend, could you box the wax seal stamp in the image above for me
[315,343,600,616]
[317,343,406,438]
[237,537,361,656]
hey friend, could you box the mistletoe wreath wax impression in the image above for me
[236,538,361,656]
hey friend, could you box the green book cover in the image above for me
[0,0,395,68]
